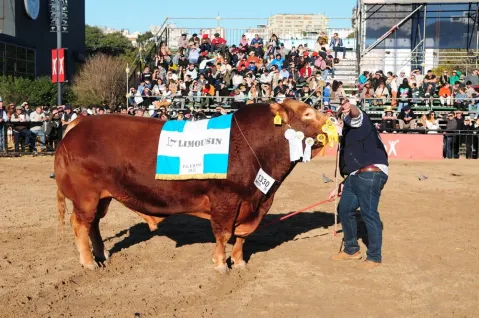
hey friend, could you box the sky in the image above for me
[86,0,357,33]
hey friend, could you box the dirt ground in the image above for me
[0,156,478,318]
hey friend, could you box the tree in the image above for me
[73,54,126,108]
[137,31,154,45]
[85,25,134,57]
[347,31,355,39]
[0,76,75,106]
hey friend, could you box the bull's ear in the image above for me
[270,103,289,124]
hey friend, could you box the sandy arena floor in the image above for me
[0,156,478,317]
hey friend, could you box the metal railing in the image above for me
[1,122,62,155]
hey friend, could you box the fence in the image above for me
[1,122,62,156]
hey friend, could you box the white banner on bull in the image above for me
[156,114,233,180]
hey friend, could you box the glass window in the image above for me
[26,49,34,61]
[27,62,35,74]
[17,47,26,60]
[5,44,16,59]
[17,60,26,73]
[5,58,15,72]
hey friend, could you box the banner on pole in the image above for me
[51,48,66,83]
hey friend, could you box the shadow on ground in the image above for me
[105,211,338,261]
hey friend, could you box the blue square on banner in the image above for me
[156,155,180,174]
[203,154,228,174]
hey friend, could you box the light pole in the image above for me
[56,0,62,106]
[126,64,130,107]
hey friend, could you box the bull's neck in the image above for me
[234,105,297,183]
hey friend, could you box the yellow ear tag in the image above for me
[274,112,282,126]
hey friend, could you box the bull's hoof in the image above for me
[214,264,229,274]
[93,252,110,267]
[82,262,99,270]
[232,260,247,270]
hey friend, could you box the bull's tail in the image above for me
[57,188,67,237]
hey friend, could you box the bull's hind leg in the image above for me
[89,198,112,264]
[71,208,97,270]
[70,194,101,270]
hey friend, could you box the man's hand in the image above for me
[328,183,344,200]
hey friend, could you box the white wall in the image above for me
[0,0,15,37]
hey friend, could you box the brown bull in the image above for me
[55,100,330,273]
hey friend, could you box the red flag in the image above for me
[51,49,66,83]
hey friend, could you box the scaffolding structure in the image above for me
[355,0,479,74]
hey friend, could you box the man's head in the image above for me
[333,33,339,38]
[64,105,72,113]
[22,102,29,109]
[35,105,42,114]
[275,54,281,60]
[15,106,22,113]
[255,34,259,39]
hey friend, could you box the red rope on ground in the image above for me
[258,197,336,230]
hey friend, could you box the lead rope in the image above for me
[233,113,264,171]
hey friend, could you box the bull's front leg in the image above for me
[210,206,237,274]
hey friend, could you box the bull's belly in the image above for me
[115,192,212,219]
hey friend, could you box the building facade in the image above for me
[0,0,85,80]
[267,14,329,39]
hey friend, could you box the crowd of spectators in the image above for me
[358,68,479,114]
[126,32,351,112]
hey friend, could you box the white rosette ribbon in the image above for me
[303,137,315,162]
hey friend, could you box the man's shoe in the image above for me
[358,260,381,269]
[331,251,362,261]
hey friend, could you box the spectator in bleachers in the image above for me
[386,72,398,107]
[212,33,227,53]
[439,70,449,88]
[423,83,435,108]
[178,33,188,50]
[416,114,427,130]
[251,34,263,47]
[330,80,346,109]
[0,97,7,152]
[411,83,420,106]
[398,79,412,112]
[374,81,389,106]
[397,105,416,129]
[268,34,280,48]
[439,84,452,106]
[360,82,375,107]
[465,69,479,86]
[329,33,346,60]
[396,71,407,87]
[423,70,437,92]
[454,87,468,111]
[29,105,47,152]
[10,105,35,152]
[381,106,397,132]
[426,111,440,134]
[449,70,461,85]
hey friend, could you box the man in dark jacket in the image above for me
[329,99,389,269]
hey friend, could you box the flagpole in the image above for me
[56,0,62,106]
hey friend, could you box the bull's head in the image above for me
[270,99,340,157]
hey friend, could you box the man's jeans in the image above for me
[333,46,346,59]
[13,129,35,152]
[32,129,45,150]
[338,171,388,263]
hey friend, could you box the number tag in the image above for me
[254,168,275,195]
